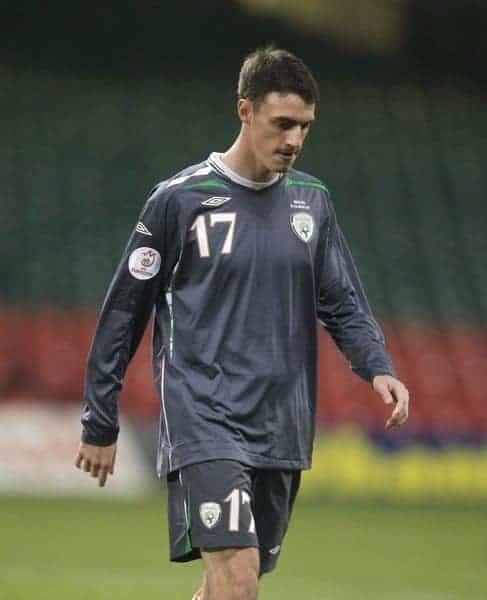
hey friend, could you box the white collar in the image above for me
[208,152,282,190]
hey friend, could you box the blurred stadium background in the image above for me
[1,1,486,598]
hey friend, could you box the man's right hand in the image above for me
[75,442,117,487]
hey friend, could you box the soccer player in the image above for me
[75,47,409,600]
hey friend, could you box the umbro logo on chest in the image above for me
[201,196,231,207]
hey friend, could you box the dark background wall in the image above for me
[2,0,486,322]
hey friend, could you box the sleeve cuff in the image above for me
[352,364,395,384]
[82,427,119,446]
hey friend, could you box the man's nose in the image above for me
[285,126,303,149]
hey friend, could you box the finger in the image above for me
[386,418,398,430]
[397,414,408,426]
[386,405,408,430]
[110,450,116,475]
[83,458,91,472]
[377,384,395,405]
[98,466,110,488]
[386,416,401,430]
[90,463,101,478]
[391,385,409,407]
[389,414,408,429]
[397,405,409,425]
[75,453,83,469]
[394,395,409,423]
[386,405,400,429]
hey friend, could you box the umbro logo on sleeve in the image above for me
[136,222,152,236]
[201,196,231,207]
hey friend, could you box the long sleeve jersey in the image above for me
[81,154,394,475]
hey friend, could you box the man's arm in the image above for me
[76,185,175,485]
[316,198,409,428]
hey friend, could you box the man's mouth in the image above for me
[276,151,295,160]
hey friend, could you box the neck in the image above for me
[221,133,275,183]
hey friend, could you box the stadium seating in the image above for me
[1,310,486,442]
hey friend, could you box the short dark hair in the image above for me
[238,46,320,108]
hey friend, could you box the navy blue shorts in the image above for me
[166,459,301,574]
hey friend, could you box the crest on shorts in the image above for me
[199,502,222,529]
[290,212,314,243]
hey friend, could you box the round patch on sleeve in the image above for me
[128,247,161,280]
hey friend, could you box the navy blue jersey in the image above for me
[81,154,394,474]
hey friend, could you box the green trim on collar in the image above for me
[285,178,328,193]
[182,178,230,190]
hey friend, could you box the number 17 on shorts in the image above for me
[167,460,259,562]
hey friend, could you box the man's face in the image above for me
[239,92,316,174]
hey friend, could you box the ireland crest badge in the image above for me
[199,502,222,529]
[290,212,314,243]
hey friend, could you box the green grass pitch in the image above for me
[1,495,485,599]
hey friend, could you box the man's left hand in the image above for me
[372,375,409,430]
